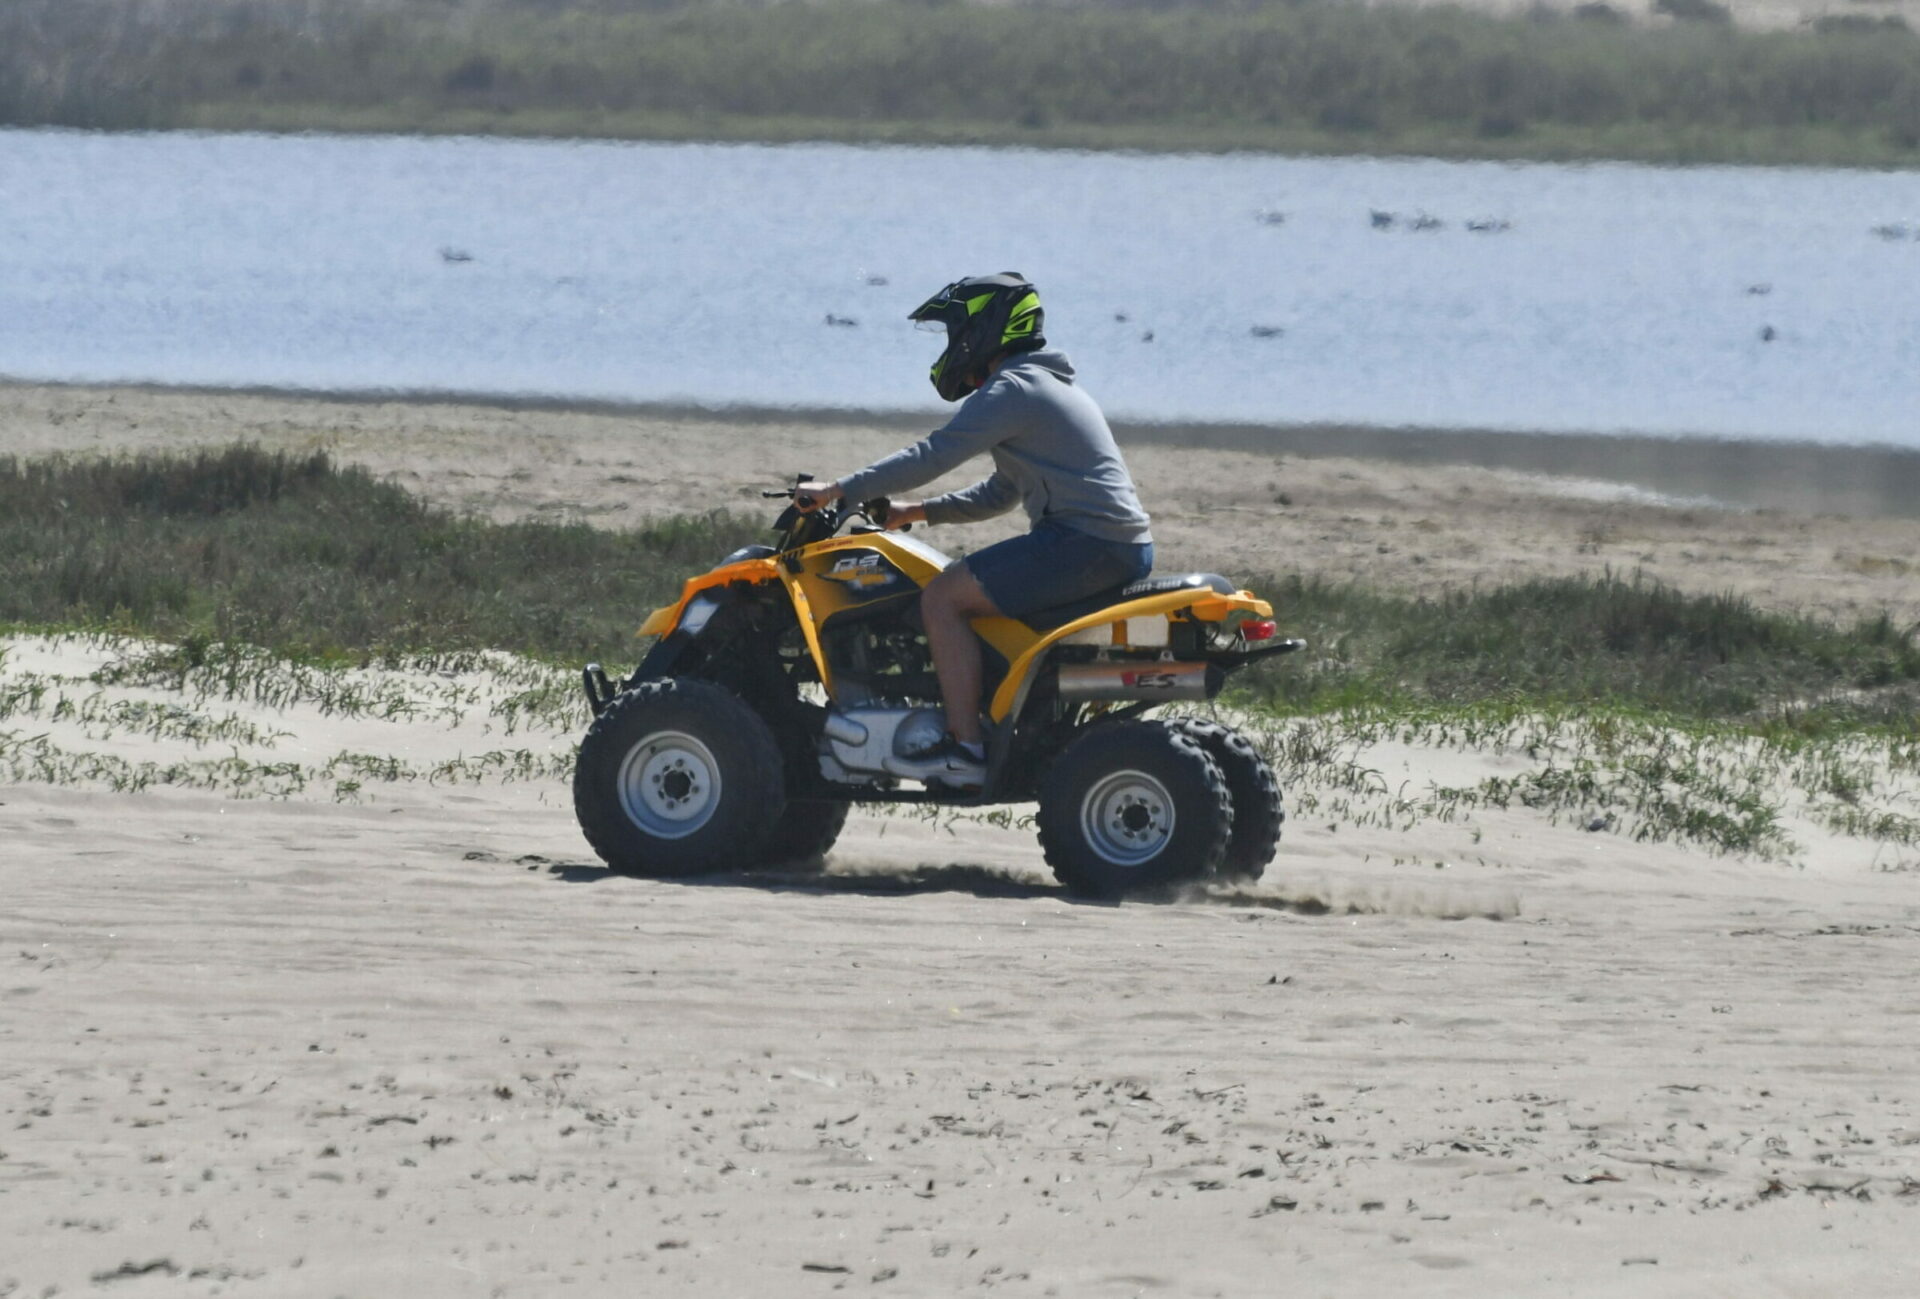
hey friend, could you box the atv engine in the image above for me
[818,705,955,785]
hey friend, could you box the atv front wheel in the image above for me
[573,678,785,876]
[1037,720,1232,899]
[1173,719,1283,883]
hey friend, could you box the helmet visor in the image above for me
[908,281,963,324]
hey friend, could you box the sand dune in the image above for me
[5,385,1920,1295]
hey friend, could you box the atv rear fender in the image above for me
[985,585,1276,723]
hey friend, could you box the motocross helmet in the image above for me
[909,272,1046,402]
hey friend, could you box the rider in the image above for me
[798,272,1153,785]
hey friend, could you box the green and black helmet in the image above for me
[909,272,1046,402]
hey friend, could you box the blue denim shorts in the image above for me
[963,519,1154,620]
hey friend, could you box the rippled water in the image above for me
[2,128,1916,445]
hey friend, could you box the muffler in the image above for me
[1056,661,1222,701]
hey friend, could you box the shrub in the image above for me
[0,446,768,662]
[4,0,1920,163]
[1234,569,1920,722]
[1654,0,1734,23]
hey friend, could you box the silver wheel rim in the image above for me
[616,730,722,840]
[1080,769,1176,867]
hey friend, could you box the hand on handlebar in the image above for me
[793,480,844,512]
[876,500,927,531]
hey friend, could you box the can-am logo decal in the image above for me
[825,553,898,589]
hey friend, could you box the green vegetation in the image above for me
[0,445,766,664]
[1212,571,1920,860]
[7,444,1916,720]
[4,0,1920,166]
[1217,570,1920,858]
[0,636,585,800]
[1237,571,1920,729]
[1237,702,1919,861]
[5,445,1916,858]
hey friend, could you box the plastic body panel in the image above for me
[636,532,1275,722]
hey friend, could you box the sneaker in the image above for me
[907,732,987,787]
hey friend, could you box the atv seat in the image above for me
[1021,572,1238,632]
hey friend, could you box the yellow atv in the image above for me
[574,483,1303,898]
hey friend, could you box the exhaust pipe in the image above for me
[1056,661,1222,701]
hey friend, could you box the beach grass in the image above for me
[6,445,1916,727]
[3,0,1919,167]
[0,445,767,665]
[5,445,1917,856]
[1235,571,1920,733]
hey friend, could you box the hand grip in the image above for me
[862,497,910,532]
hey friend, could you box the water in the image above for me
[2,127,1916,446]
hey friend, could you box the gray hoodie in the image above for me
[835,349,1152,545]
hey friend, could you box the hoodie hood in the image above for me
[1000,348,1075,383]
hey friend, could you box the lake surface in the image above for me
[1,128,1916,446]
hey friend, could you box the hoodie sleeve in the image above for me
[924,471,1019,525]
[833,385,1011,503]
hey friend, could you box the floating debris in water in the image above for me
[1140,330,1155,343]
[824,314,858,328]
[1249,325,1285,339]
[1746,282,1772,295]
[1465,218,1512,234]
[1759,325,1777,342]
[1374,210,1447,232]
[439,247,474,264]
[865,275,889,286]
[1255,209,1287,226]
[1113,311,1130,323]
[1870,223,1914,241]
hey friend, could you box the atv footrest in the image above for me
[1214,637,1307,669]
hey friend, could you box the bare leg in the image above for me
[920,562,1003,747]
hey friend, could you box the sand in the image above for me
[5,382,1920,1297]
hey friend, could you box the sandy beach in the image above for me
[5,382,1920,1296]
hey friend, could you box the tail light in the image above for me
[1239,619,1277,641]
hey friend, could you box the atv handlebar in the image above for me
[764,479,908,532]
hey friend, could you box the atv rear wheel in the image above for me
[764,800,850,870]
[573,678,785,876]
[1038,720,1232,899]
[1173,720,1283,883]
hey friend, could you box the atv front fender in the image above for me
[637,554,782,639]
[633,628,697,683]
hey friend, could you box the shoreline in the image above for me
[13,118,1920,176]
[10,376,1920,520]
[140,106,1920,173]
